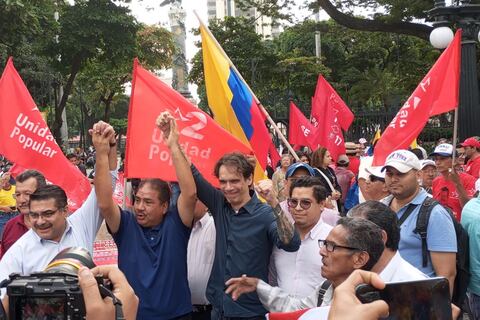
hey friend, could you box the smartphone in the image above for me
[355,277,451,320]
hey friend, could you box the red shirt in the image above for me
[465,156,480,178]
[0,213,29,259]
[432,172,477,221]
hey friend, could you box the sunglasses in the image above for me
[287,198,313,210]
[369,175,385,183]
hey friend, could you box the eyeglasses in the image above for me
[28,208,61,220]
[287,198,312,210]
[318,239,362,252]
[369,175,385,183]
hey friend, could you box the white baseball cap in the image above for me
[420,159,436,169]
[365,166,385,179]
[430,143,454,157]
[382,150,422,173]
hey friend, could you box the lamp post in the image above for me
[427,0,480,141]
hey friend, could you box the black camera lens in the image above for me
[44,247,96,276]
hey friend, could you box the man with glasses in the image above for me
[224,217,384,312]
[0,170,46,258]
[265,176,333,298]
[382,149,457,296]
[419,160,437,194]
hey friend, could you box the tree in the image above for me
[50,0,139,146]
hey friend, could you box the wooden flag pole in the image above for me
[194,11,300,161]
[452,108,459,169]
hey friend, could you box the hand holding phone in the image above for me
[355,277,451,320]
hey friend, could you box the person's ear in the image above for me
[353,251,370,270]
[380,230,388,245]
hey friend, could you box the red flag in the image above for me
[311,75,354,131]
[268,141,281,169]
[372,30,461,166]
[0,58,91,210]
[289,101,318,151]
[125,59,252,185]
[311,81,349,161]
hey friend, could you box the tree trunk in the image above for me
[317,0,433,41]
[52,56,83,147]
[102,91,115,123]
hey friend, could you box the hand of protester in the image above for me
[89,121,115,155]
[446,168,461,186]
[78,266,139,320]
[254,179,278,207]
[156,111,179,149]
[225,275,259,301]
[331,190,341,201]
[324,196,334,209]
[0,206,12,213]
[328,270,389,320]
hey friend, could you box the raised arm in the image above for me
[156,111,196,227]
[255,179,297,246]
[92,122,121,233]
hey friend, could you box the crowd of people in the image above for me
[0,113,479,320]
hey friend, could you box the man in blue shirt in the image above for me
[93,113,197,320]
[381,150,457,296]
[461,197,480,319]
[172,142,301,318]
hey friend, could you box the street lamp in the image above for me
[427,0,480,141]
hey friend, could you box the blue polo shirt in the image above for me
[395,189,457,276]
[191,166,301,317]
[112,208,192,319]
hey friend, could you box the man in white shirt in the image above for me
[269,176,333,297]
[225,217,384,311]
[188,200,216,320]
[0,122,117,298]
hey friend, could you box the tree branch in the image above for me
[318,0,433,41]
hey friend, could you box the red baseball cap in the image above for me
[461,137,480,148]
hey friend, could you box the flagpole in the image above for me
[452,108,459,169]
[194,11,300,161]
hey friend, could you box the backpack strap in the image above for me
[317,280,331,307]
[398,203,418,226]
[415,197,436,268]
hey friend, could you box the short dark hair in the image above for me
[336,217,384,271]
[348,201,400,251]
[29,184,67,209]
[289,176,328,203]
[214,152,254,180]
[138,179,171,204]
[66,153,77,160]
[16,170,47,188]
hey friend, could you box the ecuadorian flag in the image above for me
[200,24,270,181]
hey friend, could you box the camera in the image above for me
[2,247,113,320]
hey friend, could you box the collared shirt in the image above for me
[188,213,216,305]
[461,197,480,296]
[0,212,27,259]
[271,218,332,297]
[256,251,427,313]
[112,207,192,320]
[383,189,457,276]
[191,165,301,318]
[0,187,103,297]
[432,172,476,221]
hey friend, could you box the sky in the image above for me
[124,0,328,100]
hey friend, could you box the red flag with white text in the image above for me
[372,30,461,166]
[125,59,252,185]
[311,75,354,131]
[311,79,349,161]
[0,58,91,210]
[289,101,319,151]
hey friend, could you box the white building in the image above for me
[207,0,280,39]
